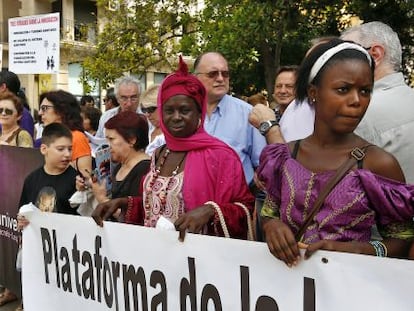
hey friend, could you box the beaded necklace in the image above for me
[144,148,187,213]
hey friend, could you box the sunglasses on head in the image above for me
[0,108,15,115]
[197,70,230,79]
[141,106,157,114]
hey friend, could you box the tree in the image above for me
[189,0,414,95]
[82,0,414,93]
[82,0,198,88]
[190,0,351,97]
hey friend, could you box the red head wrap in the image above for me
[160,56,206,111]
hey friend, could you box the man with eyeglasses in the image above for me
[96,76,141,138]
[194,52,266,188]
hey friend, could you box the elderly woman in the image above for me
[258,39,414,266]
[78,111,150,206]
[0,91,33,147]
[92,57,254,240]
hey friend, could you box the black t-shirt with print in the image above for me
[19,166,78,215]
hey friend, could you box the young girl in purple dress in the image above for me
[258,39,414,267]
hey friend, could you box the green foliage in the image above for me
[82,0,198,88]
[82,0,414,92]
[192,0,350,96]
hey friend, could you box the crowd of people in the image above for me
[1,20,414,309]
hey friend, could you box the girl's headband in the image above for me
[308,42,372,83]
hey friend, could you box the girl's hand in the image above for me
[262,218,300,267]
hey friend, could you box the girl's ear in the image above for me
[308,85,318,103]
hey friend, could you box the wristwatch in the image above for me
[259,120,279,136]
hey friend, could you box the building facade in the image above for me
[0,0,168,110]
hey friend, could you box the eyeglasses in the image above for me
[39,105,54,112]
[197,70,230,79]
[141,106,157,114]
[0,108,15,115]
[119,95,139,103]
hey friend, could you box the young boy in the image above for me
[19,122,78,215]
[8,124,78,310]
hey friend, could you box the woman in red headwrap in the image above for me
[92,57,254,240]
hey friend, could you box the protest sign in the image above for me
[22,212,414,311]
[8,12,60,74]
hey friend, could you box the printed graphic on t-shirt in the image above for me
[35,186,57,212]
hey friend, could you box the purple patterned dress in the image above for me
[258,143,414,244]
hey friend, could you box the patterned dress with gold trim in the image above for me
[257,143,414,244]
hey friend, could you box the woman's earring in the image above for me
[311,98,316,104]
[197,118,202,128]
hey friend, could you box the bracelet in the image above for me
[369,240,388,257]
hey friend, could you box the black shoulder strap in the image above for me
[291,140,301,159]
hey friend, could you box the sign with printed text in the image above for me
[21,212,414,311]
[8,12,60,74]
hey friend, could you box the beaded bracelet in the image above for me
[369,240,388,257]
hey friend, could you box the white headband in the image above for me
[308,42,372,83]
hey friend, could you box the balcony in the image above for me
[62,19,97,44]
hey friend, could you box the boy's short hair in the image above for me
[41,123,72,146]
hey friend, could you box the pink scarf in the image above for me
[157,58,244,210]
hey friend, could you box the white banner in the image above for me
[22,212,414,311]
[8,12,60,74]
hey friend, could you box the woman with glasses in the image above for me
[140,84,164,156]
[37,90,92,178]
[92,57,254,240]
[0,91,33,147]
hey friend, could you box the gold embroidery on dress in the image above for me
[324,211,375,240]
[303,172,315,222]
[319,192,366,228]
[284,165,299,231]
[302,192,367,243]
